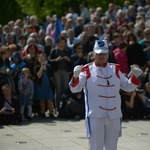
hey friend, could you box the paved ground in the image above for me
[0,117,150,150]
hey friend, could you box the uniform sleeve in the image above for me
[119,70,140,92]
[69,71,87,93]
[69,65,90,94]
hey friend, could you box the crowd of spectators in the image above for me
[1,0,150,125]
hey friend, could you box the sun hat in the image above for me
[93,40,109,54]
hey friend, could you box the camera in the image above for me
[42,62,47,70]
[135,88,143,93]
[42,62,46,65]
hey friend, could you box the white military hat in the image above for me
[93,40,109,54]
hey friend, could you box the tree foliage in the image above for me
[0,0,22,25]
[15,0,131,21]
[0,0,135,25]
[15,0,75,22]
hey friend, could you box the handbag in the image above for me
[66,98,84,114]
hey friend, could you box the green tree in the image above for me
[0,0,22,25]
[15,0,136,22]
[16,0,75,22]
[0,0,136,25]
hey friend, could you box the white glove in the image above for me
[73,65,83,78]
[131,66,143,78]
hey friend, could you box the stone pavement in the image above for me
[0,117,150,150]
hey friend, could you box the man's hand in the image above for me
[73,65,83,78]
[131,66,143,78]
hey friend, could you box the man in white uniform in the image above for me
[69,40,143,150]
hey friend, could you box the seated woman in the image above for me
[0,84,22,125]
[120,88,146,119]
[141,82,150,118]
[58,86,85,120]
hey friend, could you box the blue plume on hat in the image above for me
[97,40,105,47]
[93,40,109,54]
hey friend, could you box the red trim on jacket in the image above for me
[81,65,91,79]
[115,64,120,78]
[99,106,116,111]
[97,84,115,87]
[71,77,79,87]
[96,75,112,79]
[130,75,141,85]
[98,95,116,98]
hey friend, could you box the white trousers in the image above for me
[88,116,121,150]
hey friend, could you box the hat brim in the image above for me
[94,49,108,54]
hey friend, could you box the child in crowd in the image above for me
[18,68,34,120]
[34,53,54,118]
[10,51,26,94]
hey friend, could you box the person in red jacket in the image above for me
[113,41,129,76]
[21,43,42,59]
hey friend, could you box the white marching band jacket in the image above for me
[69,62,141,138]
[69,62,140,119]
[69,62,140,120]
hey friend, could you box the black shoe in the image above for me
[27,117,32,121]
[41,113,46,119]
[11,121,19,125]
[49,113,55,118]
